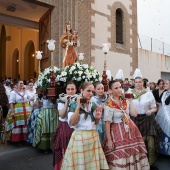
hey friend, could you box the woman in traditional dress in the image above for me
[103,80,149,170]
[131,77,162,170]
[5,80,31,142]
[60,21,78,68]
[91,82,108,144]
[33,95,58,151]
[155,80,170,155]
[61,82,109,170]
[27,93,43,144]
[26,81,36,111]
[153,79,166,109]
[150,82,156,92]
[0,83,9,124]
[52,82,77,170]
[0,83,9,144]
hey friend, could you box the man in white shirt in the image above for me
[122,80,132,94]
[4,79,11,99]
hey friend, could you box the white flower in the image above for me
[54,66,59,71]
[93,69,97,73]
[44,68,50,73]
[82,64,88,69]
[92,73,96,78]
[61,71,67,76]
[65,66,69,69]
[78,71,83,75]
[85,72,91,79]
[85,70,89,74]
[56,75,61,81]
[78,66,83,70]
[60,78,66,82]
[70,66,76,70]
[99,77,102,81]
[36,66,62,89]
[46,63,101,88]
[63,78,66,82]
[77,77,81,81]
[75,62,80,67]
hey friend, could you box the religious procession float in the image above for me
[35,21,110,101]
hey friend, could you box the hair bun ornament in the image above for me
[132,68,142,79]
[115,69,124,80]
[106,70,112,80]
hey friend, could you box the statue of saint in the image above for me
[60,21,79,68]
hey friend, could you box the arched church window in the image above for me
[116,8,123,44]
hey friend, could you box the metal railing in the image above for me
[138,34,170,56]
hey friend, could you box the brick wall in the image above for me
[37,0,137,75]
[37,0,91,68]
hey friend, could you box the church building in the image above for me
[0,0,137,80]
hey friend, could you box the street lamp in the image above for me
[46,39,56,69]
[78,53,84,65]
[36,51,43,75]
[46,39,56,87]
[102,43,110,91]
[102,43,109,71]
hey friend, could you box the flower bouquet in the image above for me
[37,66,61,90]
[56,62,101,88]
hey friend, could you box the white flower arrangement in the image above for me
[37,66,61,89]
[37,63,101,89]
[56,62,101,87]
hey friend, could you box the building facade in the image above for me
[0,0,138,80]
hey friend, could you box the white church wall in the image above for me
[91,48,132,79]
[138,48,170,82]
[91,0,134,79]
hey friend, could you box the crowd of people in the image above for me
[0,72,170,170]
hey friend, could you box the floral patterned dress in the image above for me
[155,91,170,155]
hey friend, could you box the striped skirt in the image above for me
[52,120,74,167]
[33,108,58,150]
[103,120,149,170]
[131,114,162,155]
[27,107,42,144]
[61,130,109,170]
[5,103,31,142]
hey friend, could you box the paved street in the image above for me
[0,143,53,170]
[0,142,170,170]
